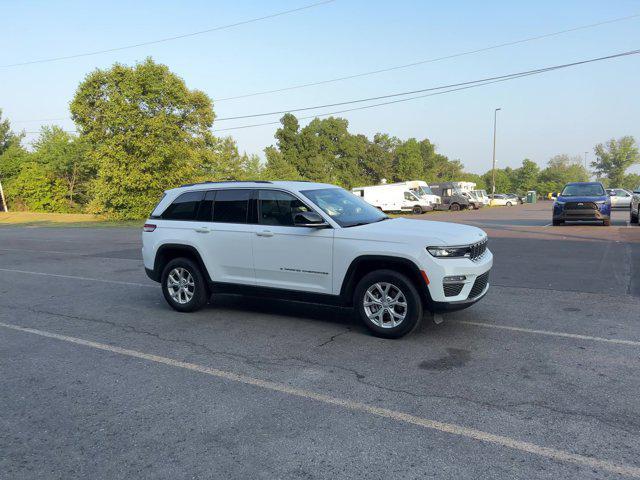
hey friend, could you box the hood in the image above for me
[557,195,609,203]
[336,218,487,246]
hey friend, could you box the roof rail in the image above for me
[178,180,272,188]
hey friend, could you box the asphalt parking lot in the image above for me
[1,202,639,479]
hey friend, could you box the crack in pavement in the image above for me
[2,303,639,438]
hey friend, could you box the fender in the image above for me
[149,243,212,283]
[339,255,433,306]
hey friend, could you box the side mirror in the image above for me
[293,211,329,228]
[608,191,616,196]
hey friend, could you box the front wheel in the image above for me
[603,219,611,226]
[161,257,209,312]
[506,201,513,207]
[631,208,639,224]
[412,205,423,215]
[354,270,423,339]
[450,203,460,211]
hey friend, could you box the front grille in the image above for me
[443,283,464,297]
[469,271,490,298]
[469,238,488,261]
[565,201,597,210]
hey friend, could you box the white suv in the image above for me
[142,181,492,338]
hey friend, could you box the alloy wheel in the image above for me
[167,267,195,304]
[363,282,407,328]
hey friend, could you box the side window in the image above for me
[213,189,250,224]
[404,192,415,201]
[196,190,216,221]
[162,191,204,220]
[258,190,310,226]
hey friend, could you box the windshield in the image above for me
[301,188,388,227]
[561,183,605,197]
[417,186,434,196]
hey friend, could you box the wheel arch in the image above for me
[152,243,212,283]
[339,255,432,307]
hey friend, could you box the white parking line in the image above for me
[0,247,88,256]
[459,320,640,347]
[1,321,639,478]
[543,223,552,227]
[0,268,154,288]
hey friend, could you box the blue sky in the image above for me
[1,0,639,174]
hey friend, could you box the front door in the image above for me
[252,190,333,294]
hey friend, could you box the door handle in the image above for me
[256,230,274,237]
[194,227,210,233]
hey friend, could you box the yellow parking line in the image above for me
[1,321,639,478]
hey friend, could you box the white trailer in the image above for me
[352,184,433,214]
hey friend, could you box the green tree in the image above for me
[0,109,23,155]
[538,154,588,193]
[31,126,94,205]
[394,138,422,181]
[621,173,640,191]
[481,168,512,193]
[512,159,540,193]
[70,58,215,219]
[0,143,30,182]
[592,136,639,187]
[262,146,301,180]
[5,162,68,212]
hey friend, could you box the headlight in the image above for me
[595,200,606,204]
[427,246,470,258]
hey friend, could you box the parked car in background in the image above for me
[631,186,640,224]
[488,194,514,206]
[142,180,493,338]
[552,182,611,226]
[505,194,523,205]
[463,190,483,209]
[429,182,475,210]
[352,184,432,214]
[606,188,633,209]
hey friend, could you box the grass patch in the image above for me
[0,211,143,228]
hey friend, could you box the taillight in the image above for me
[143,224,156,232]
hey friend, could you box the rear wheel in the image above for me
[354,270,423,339]
[631,207,639,224]
[506,201,513,207]
[552,219,563,226]
[161,257,209,312]
[450,203,460,211]
[603,219,611,226]
[412,205,423,214]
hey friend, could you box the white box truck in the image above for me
[352,184,433,214]
[389,181,441,207]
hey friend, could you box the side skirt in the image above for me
[209,282,348,307]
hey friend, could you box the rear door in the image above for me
[251,189,333,294]
[197,189,256,285]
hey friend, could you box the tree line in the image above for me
[0,58,638,219]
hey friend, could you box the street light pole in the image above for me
[491,108,501,195]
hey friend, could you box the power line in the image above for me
[213,12,640,102]
[0,0,336,68]
[211,48,640,132]
[214,49,640,121]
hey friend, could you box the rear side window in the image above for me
[213,189,250,224]
[258,190,310,226]
[162,191,204,220]
[196,190,216,221]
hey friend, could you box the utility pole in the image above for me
[491,107,501,195]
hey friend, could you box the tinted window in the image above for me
[258,190,310,226]
[213,189,250,223]
[196,190,216,221]
[162,191,203,220]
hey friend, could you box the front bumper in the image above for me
[553,210,609,221]
[422,249,493,310]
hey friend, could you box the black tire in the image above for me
[450,203,460,211]
[353,269,423,339]
[631,208,639,224]
[603,219,611,226]
[161,257,209,312]
[412,205,423,215]
[506,201,513,207]
[552,219,563,226]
